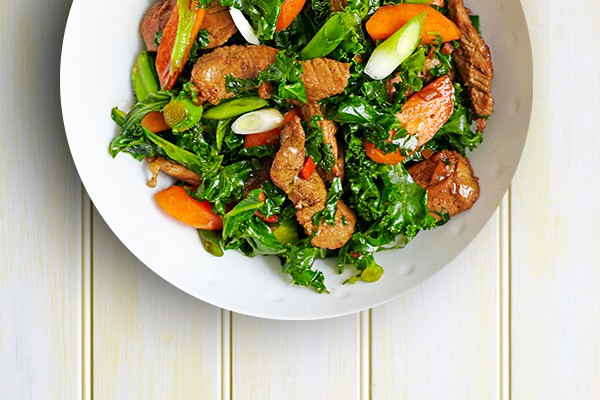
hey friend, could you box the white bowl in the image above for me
[61,0,532,319]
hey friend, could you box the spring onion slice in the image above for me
[229,7,260,45]
[232,109,284,135]
[364,12,426,80]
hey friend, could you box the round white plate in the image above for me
[61,0,532,320]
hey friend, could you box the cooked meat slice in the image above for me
[191,45,279,104]
[257,82,273,99]
[407,150,479,219]
[146,157,202,188]
[201,2,237,49]
[191,45,351,104]
[301,58,350,102]
[329,0,348,12]
[447,0,494,130]
[300,103,344,182]
[140,0,176,52]
[270,117,356,249]
[140,0,236,52]
[270,117,306,193]
[242,157,273,197]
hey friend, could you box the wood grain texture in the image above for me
[0,0,82,399]
[91,210,223,400]
[510,1,600,399]
[371,213,500,399]
[232,314,359,400]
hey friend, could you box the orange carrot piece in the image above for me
[154,185,223,230]
[276,0,307,31]
[365,75,455,165]
[141,111,171,133]
[243,109,301,148]
[366,4,460,45]
[299,156,315,179]
[243,127,282,148]
[156,4,206,90]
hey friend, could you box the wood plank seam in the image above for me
[359,310,371,400]
[222,310,232,400]
[82,190,93,400]
[499,190,512,400]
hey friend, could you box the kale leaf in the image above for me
[220,0,285,41]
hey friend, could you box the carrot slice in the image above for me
[243,108,301,148]
[154,186,223,230]
[365,75,455,165]
[156,2,206,90]
[243,127,282,148]
[141,111,171,133]
[366,4,460,45]
[276,0,307,31]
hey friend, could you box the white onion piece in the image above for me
[229,8,260,45]
[232,109,284,135]
[364,13,425,80]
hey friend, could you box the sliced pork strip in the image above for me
[300,58,350,102]
[140,0,236,52]
[270,117,356,249]
[191,45,350,104]
[140,0,176,52]
[191,45,279,104]
[407,150,479,219]
[201,2,237,49]
[146,156,202,187]
[447,0,494,130]
[300,103,344,182]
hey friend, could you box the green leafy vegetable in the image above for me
[222,189,286,255]
[280,240,328,293]
[110,91,174,159]
[300,11,361,59]
[313,177,343,226]
[220,0,285,40]
[198,229,224,257]
[144,128,206,174]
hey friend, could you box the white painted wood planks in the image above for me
[511,1,600,398]
[91,211,223,399]
[371,213,501,399]
[0,0,81,398]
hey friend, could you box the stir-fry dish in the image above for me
[110,0,493,292]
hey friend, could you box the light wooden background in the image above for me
[1,0,599,398]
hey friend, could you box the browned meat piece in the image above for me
[270,117,356,249]
[146,157,202,188]
[407,150,479,219]
[201,2,237,49]
[447,0,494,131]
[191,45,350,104]
[242,157,273,197]
[191,45,279,104]
[329,0,348,12]
[257,82,273,99]
[140,0,176,52]
[140,0,236,52]
[300,103,344,182]
[300,58,350,102]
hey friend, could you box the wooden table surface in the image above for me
[1,0,599,398]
